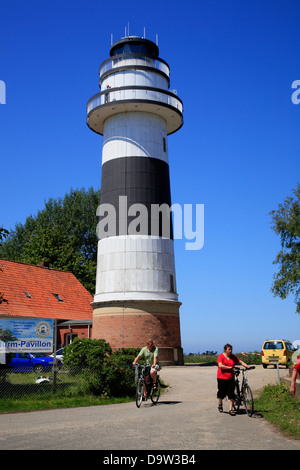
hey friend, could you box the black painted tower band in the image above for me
[100,156,173,239]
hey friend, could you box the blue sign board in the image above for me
[0,318,54,353]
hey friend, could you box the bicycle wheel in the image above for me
[233,383,241,413]
[136,378,144,408]
[243,384,254,417]
[150,378,161,404]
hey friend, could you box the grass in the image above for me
[0,382,170,413]
[184,353,218,364]
[254,384,300,439]
[0,395,133,413]
[183,352,262,365]
[0,369,167,413]
[0,369,135,413]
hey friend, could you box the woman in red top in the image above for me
[217,343,249,415]
[290,360,300,396]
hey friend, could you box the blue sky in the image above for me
[1,0,299,354]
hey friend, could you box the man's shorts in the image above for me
[143,365,160,375]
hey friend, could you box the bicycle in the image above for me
[134,363,161,408]
[233,366,255,416]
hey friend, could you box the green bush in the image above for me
[63,337,112,369]
[64,338,139,397]
[183,351,262,365]
[84,348,139,397]
[235,352,262,365]
[184,353,217,363]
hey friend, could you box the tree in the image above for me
[270,184,300,313]
[0,187,100,294]
[0,228,9,242]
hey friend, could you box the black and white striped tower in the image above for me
[87,36,183,364]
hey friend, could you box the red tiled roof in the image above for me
[0,259,93,321]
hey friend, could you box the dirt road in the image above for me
[0,364,299,450]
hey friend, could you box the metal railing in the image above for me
[87,86,183,115]
[99,54,170,80]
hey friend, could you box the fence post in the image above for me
[52,319,57,393]
[275,361,280,385]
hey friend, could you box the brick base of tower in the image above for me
[92,300,183,365]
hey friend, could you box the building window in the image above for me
[163,137,167,152]
[66,333,77,345]
[24,292,32,298]
[170,274,175,292]
[52,293,63,302]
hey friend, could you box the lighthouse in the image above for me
[87,35,183,364]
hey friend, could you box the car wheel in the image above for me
[34,365,44,373]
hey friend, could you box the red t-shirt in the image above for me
[217,353,240,380]
[294,361,300,373]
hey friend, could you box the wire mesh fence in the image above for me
[0,344,140,400]
[0,364,99,399]
[0,361,137,399]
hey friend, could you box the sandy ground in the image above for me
[160,363,288,401]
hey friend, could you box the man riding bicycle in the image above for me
[133,339,160,399]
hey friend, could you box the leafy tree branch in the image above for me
[270,184,300,313]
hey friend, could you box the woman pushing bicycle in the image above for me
[217,343,250,415]
[133,339,160,400]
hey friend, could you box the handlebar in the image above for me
[133,363,159,372]
[235,366,255,370]
[133,363,147,373]
[133,363,156,369]
[234,365,255,375]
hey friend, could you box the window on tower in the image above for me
[110,41,158,58]
[170,274,175,293]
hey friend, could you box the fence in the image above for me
[0,362,136,400]
[0,364,92,399]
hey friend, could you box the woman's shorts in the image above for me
[217,378,235,399]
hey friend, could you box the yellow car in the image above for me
[261,339,295,368]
